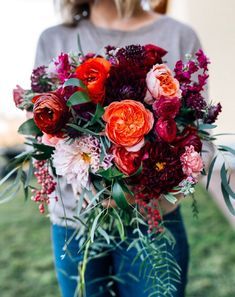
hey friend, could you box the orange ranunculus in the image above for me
[75,57,111,104]
[111,145,143,176]
[33,92,68,134]
[103,100,154,149]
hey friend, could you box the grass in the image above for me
[0,185,235,297]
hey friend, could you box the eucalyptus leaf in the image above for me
[220,163,235,199]
[67,123,99,136]
[198,123,217,130]
[221,183,235,215]
[206,155,217,190]
[97,227,110,244]
[163,193,178,204]
[90,211,104,243]
[218,145,235,155]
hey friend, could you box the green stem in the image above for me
[79,239,91,297]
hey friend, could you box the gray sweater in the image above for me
[34,15,203,227]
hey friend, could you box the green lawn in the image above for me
[0,185,235,297]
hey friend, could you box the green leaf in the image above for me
[98,167,125,181]
[112,180,130,210]
[88,104,105,126]
[218,145,235,155]
[206,155,217,190]
[67,123,100,136]
[163,193,178,204]
[63,78,85,88]
[221,183,235,215]
[18,118,41,135]
[220,163,235,199]
[97,227,110,244]
[90,211,104,243]
[66,91,90,107]
[198,123,217,130]
[111,208,125,240]
[0,167,19,186]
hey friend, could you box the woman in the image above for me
[34,1,203,296]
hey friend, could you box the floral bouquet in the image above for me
[4,43,234,296]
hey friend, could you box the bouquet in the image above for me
[3,43,235,296]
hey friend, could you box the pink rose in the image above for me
[180,145,204,181]
[145,64,181,104]
[13,85,26,108]
[153,96,181,118]
[155,117,177,143]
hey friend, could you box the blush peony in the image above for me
[103,100,154,150]
[145,64,181,104]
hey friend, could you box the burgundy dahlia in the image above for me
[135,142,185,197]
[105,62,147,103]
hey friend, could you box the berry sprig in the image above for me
[31,160,57,213]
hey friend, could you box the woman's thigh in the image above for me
[112,207,189,297]
[51,224,115,297]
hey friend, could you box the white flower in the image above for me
[52,136,101,192]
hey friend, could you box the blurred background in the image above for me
[0,0,235,296]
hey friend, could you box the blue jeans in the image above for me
[51,207,189,297]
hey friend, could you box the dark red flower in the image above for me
[174,127,202,153]
[134,142,185,197]
[33,92,69,134]
[155,117,177,143]
[153,96,181,118]
[31,66,52,93]
[204,103,222,124]
[144,44,167,66]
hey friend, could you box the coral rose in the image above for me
[180,145,204,181]
[75,57,111,104]
[103,100,154,149]
[145,64,181,104]
[33,92,69,134]
[111,146,143,176]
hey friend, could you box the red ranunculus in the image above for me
[75,57,110,104]
[111,146,143,176]
[174,127,202,153]
[33,92,69,134]
[153,96,181,118]
[155,117,177,143]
